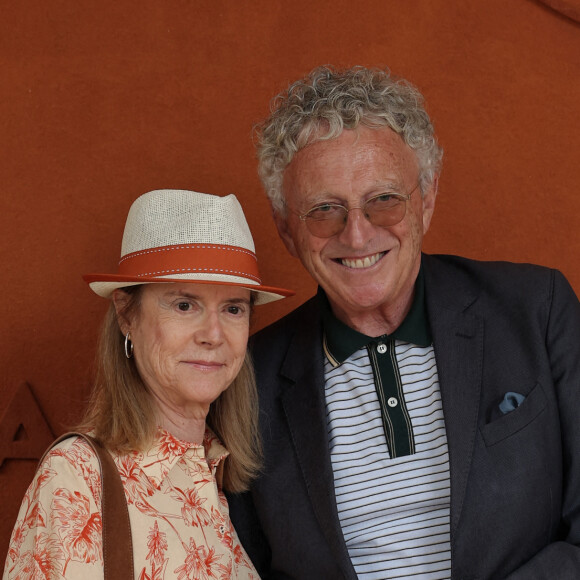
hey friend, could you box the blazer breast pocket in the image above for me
[480,382,548,447]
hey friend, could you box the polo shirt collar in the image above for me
[321,266,432,367]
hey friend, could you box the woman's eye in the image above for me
[177,302,191,311]
[227,305,242,315]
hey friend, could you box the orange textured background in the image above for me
[1,0,579,563]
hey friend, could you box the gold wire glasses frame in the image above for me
[297,183,420,238]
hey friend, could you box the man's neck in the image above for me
[330,289,415,337]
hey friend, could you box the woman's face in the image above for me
[117,283,251,418]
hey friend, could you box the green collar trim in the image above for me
[321,266,431,367]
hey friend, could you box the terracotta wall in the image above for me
[1,0,579,563]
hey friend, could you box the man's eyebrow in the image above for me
[303,180,405,203]
[370,180,405,190]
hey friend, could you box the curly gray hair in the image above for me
[256,65,443,214]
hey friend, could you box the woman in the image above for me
[4,189,292,579]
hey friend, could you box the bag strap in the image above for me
[39,432,134,579]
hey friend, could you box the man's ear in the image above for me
[273,210,299,258]
[111,289,133,335]
[422,175,439,234]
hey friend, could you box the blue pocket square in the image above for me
[499,391,526,415]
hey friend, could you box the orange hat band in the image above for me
[118,243,261,282]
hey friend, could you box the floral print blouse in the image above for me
[4,428,259,579]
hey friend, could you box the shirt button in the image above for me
[377,343,387,354]
[387,397,398,407]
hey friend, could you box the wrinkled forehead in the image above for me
[281,128,422,217]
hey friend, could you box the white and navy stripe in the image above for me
[325,342,451,579]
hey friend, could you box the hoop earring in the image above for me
[124,332,134,359]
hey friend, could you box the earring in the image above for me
[124,332,134,359]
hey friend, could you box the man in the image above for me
[228,66,580,579]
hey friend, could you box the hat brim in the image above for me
[83,273,294,305]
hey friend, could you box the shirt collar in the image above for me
[131,427,229,489]
[321,266,432,367]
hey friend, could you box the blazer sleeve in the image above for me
[505,270,580,578]
[227,490,273,577]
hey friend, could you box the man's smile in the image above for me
[338,251,386,269]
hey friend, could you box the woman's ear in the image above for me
[112,289,133,335]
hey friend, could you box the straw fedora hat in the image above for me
[83,189,293,304]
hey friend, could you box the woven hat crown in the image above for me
[121,189,255,256]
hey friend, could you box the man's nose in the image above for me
[337,206,374,248]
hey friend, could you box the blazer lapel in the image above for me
[423,255,484,540]
[278,301,357,579]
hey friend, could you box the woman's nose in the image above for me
[195,311,224,345]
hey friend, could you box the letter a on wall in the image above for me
[0,382,54,468]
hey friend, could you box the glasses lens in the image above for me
[366,195,407,227]
[302,194,408,237]
[304,205,347,237]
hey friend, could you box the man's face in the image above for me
[275,125,437,327]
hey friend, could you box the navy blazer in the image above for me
[228,254,580,579]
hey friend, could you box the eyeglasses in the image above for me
[297,183,420,238]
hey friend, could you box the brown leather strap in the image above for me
[39,432,134,579]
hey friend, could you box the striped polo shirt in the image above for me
[321,271,451,578]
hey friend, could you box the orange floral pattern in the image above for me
[4,429,258,579]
